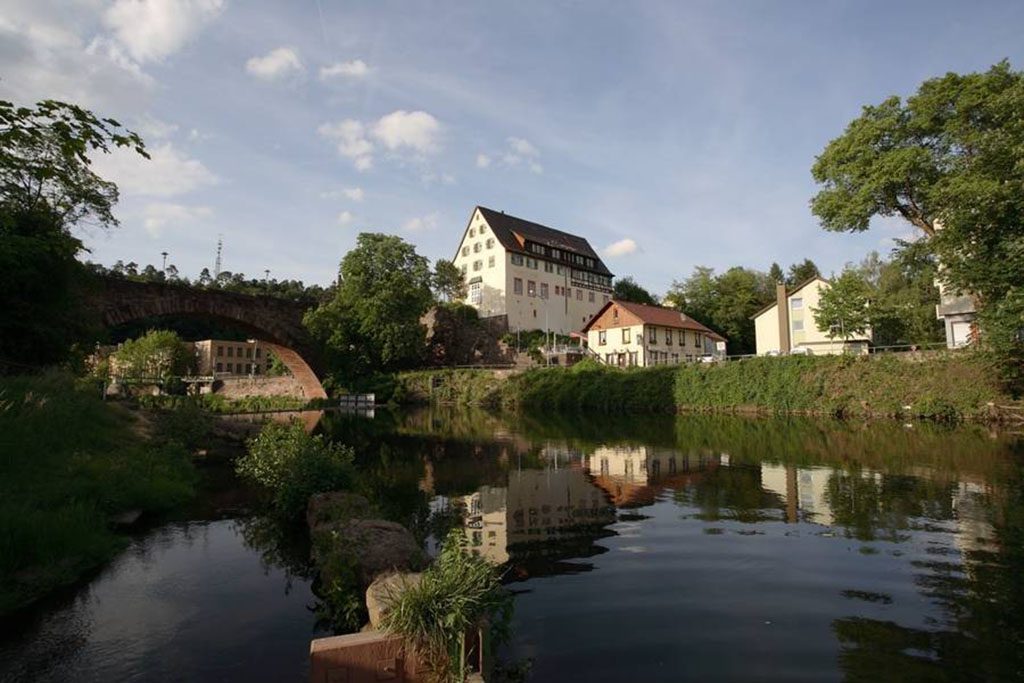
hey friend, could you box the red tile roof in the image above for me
[584,299,727,340]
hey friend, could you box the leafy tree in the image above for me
[857,245,944,347]
[111,329,194,379]
[786,258,821,286]
[811,61,1024,385]
[613,276,658,305]
[0,99,147,367]
[666,266,771,354]
[432,258,466,302]
[812,270,872,341]
[305,233,433,383]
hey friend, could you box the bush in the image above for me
[501,364,677,413]
[236,421,355,518]
[381,529,512,683]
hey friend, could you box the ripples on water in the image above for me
[2,410,1021,682]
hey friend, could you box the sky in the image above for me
[2,0,1023,294]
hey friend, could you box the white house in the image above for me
[452,206,614,334]
[752,277,871,356]
[582,299,727,367]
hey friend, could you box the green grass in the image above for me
[393,369,507,406]
[500,360,678,413]
[0,372,196,614]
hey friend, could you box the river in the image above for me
[2,408,1022,682]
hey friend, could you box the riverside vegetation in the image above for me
[0,372,197,614]
[395,352,1014,422]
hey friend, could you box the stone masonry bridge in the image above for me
[85,276,327,399]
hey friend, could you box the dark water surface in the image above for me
[2,409,1023,682]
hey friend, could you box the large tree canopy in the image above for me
[0,99,147,367]
[305,233,434,384]
[612,276,657,305]
[665,266,772,355]
[811,61,1024,384]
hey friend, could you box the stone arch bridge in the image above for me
[86,276,327,399]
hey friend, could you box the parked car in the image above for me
[699,355,717,363]
[790,347,814,356]
[763,350,781,357]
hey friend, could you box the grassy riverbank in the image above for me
[403,353,1014,422]
[0,373,197,615]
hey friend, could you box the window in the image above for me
[473,260,483,271]
[598,330,607,346]
[246,348,253,359]
[696,333,703,348]
[215,362,223,372]
[622,328,631,343]
[791,297,803,310]
[540,283,549,299]
[255,348,261,359]
[566,288,572,298]
[470,282,482,305]
[514,278,523,295]
[555,285,561,295]
[226,362,233,373]
[480,224,487,233]
[217,346,223,357]
[462,246,469,257]
[588,291,595,302]
[486,238,494,249]
[792,319,804,331]
[551,248,561,259]
[544,261,553,273]
[488,255,495,267]
[576,289,582,300]
[474,242,481,253]
[556,265,564,275]
[649,327,657,344]
[527,257,538,269]
[672,353,679,364]
[511,254,524,266]
[666,330,673,345]
[469,228,476,237]
[227,347,234,357]
[528,280,536,297]
[245,363,252,373]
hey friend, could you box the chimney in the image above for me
[777,283,790,353]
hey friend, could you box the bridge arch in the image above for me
[87,277,327,399]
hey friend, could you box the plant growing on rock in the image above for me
[381,529,512,683]
[236,421,355,519]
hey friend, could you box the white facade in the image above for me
[452,207,613,335]
[753,277,871,356]
[583,300,727,367]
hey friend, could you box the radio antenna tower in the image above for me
[213,235,223,279]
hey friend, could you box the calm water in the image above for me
[2,409,1023,682]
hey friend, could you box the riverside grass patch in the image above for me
[0,372,196,614]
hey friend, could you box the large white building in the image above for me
[452,206,614,334]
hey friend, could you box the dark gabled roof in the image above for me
[583,299,727,341]
[476,206,613,277]
[750,276,829,320]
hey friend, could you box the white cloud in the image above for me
[322,186,365,201]
[246,47,303,81]
[141,202,212,237]
[318,120,373,171]
[371,110,441,154]
[136,114,179,140]
[104,0,225,63]
[92,142,218,197]
[529,161,544,175]
[319,59,369,80]
[402,212,439,233]
[476,153,491,168]
[336,210,354,226]
[603,238,638,257]
[507,137,539,157]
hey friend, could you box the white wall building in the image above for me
[752,277,871,356]
[452,206,614,335]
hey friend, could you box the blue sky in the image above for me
[3,1,1023,294]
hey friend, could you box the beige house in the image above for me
[452,206,614,334]
[194,339,274,376]
[581,299,727,367]
[752,277,871,356]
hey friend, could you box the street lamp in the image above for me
[161,251,168,271]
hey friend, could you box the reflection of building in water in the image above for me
[953,481,997,557]
[761,465,885,526]
[585,445,722,507]
[459,467,614,564]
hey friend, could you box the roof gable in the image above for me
[751,276,831,319]
[476,206,613,276]
[583,299,726,340]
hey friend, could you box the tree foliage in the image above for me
[432,258,466,303]
[305,233,434,383]
[786,258,821,286]
[666,266,773,355]
[613,276,658,305]
[811,61,1024,384]
[0,99,147,367]
[812,270,872,341]
[111,329,194,379]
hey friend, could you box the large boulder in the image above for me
[307,491,374,532]
[365,572,424,630]
[314,518,428,588]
